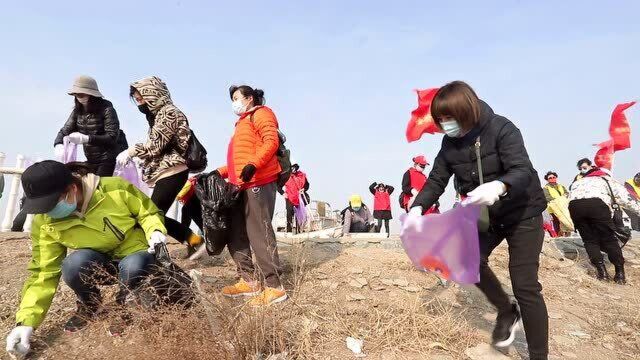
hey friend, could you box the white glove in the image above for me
[6,326,33,358]
[116,149,132,167]
[67,132,89,145]
[54,144,64,161]
[463,181,506,207]
[411,189,419,196]
[401,206,425,234]
[147,231,167,254]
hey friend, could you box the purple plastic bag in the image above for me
[62,137,78,164]
[294,193,307,227]
[114,161,150,194]
[399,204,481,285]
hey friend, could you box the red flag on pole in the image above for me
[609,101,636,151]
[594,139,615,170]
[406,88,441,142]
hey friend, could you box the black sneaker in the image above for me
[492,303,522,348]
[63,301,100,333]
[108,311,132,337]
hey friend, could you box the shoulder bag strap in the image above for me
[475,136,484,184]
[602,178,620,209]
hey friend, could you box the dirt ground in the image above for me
[0,232,638,359]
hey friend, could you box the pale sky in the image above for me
[1,1,639,231]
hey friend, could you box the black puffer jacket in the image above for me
[413,100,546,229]
[54,99,124,164]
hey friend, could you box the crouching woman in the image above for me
[5,161,167,358]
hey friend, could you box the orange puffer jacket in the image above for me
[218,106,281,188]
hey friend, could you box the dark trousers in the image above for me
[476,216,548,359]
[376,219,390,235]
[285,200,298,233]
[228,182,282,288]
[89,160,117,177]
[569,198,623,265]
[151,170,200,244]
[550,214,561,236]
[61,249,155,305]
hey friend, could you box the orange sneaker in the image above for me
[222,279,261,298]
[249,287,288,306]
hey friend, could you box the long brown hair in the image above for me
[431,81,481,132]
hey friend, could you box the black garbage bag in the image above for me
[195,171,240,255]
[138,243,195,309]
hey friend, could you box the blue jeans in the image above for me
[61,249,155,305]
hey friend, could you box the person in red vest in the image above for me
[400,155,439,214]
[369,182,395,237]
[283,163,310,233]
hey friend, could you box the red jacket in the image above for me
[374,191,391,211]
[285,171,308,206]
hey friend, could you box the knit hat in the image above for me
[68,75,104,98]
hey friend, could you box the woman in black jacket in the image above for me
[54,76,126,176]
[409,81,548,359]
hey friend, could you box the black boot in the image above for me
[64,299,100,333]
[593,261,611,281]
[613,264,626,285]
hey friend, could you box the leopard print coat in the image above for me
[131,76,191,185]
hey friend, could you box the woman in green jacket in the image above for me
[5,161,167,358]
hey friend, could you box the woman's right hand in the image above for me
[6,326,33,358]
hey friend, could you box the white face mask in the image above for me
[440,119,462,137]
[580,168,590,174]
[232,100,247,115]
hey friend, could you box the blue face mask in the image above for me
[440,119,462,137]
[352,206,361,211]
[47,193,77,219]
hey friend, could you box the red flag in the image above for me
[406,88,441,142]
[594,139,614,170]
[609,101,636,151]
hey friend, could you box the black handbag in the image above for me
[184,129,208,173]
[602,178,632,248]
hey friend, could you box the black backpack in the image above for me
[249,112,291,187]
[184,129,208,173]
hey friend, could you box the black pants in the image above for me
[477,216,548,359]
[376,219,390,235]
[151,170,201,244]
[569,198,623,265]
[89,160,116,177]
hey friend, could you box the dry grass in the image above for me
[25,244,479,359]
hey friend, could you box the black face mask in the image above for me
[137,104,155,127]
[138,104,152,115]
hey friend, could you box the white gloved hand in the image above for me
[67,132,90,145]
[5,326,33,358]
[463,181,506,207]
[116,149,132,167]
[54,144,64,161]
[147,231,167,254]
[401,206,425,232]
[411,189,419,196]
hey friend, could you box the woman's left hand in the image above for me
[463,181,506,206]
[68,132,89,145]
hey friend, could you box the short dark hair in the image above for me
[229,85,265,106]
[544,171,558,180]
[577,158,592,168]
[431,81,481,132]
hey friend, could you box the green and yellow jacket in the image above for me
[16,174,166,328]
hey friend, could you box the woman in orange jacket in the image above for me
[216,85,286,306]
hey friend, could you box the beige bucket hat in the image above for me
[68,75,103,98]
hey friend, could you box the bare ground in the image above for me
[0,232,638,359]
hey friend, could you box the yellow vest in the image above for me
[545,184,566,199]
[626,179,640,197]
